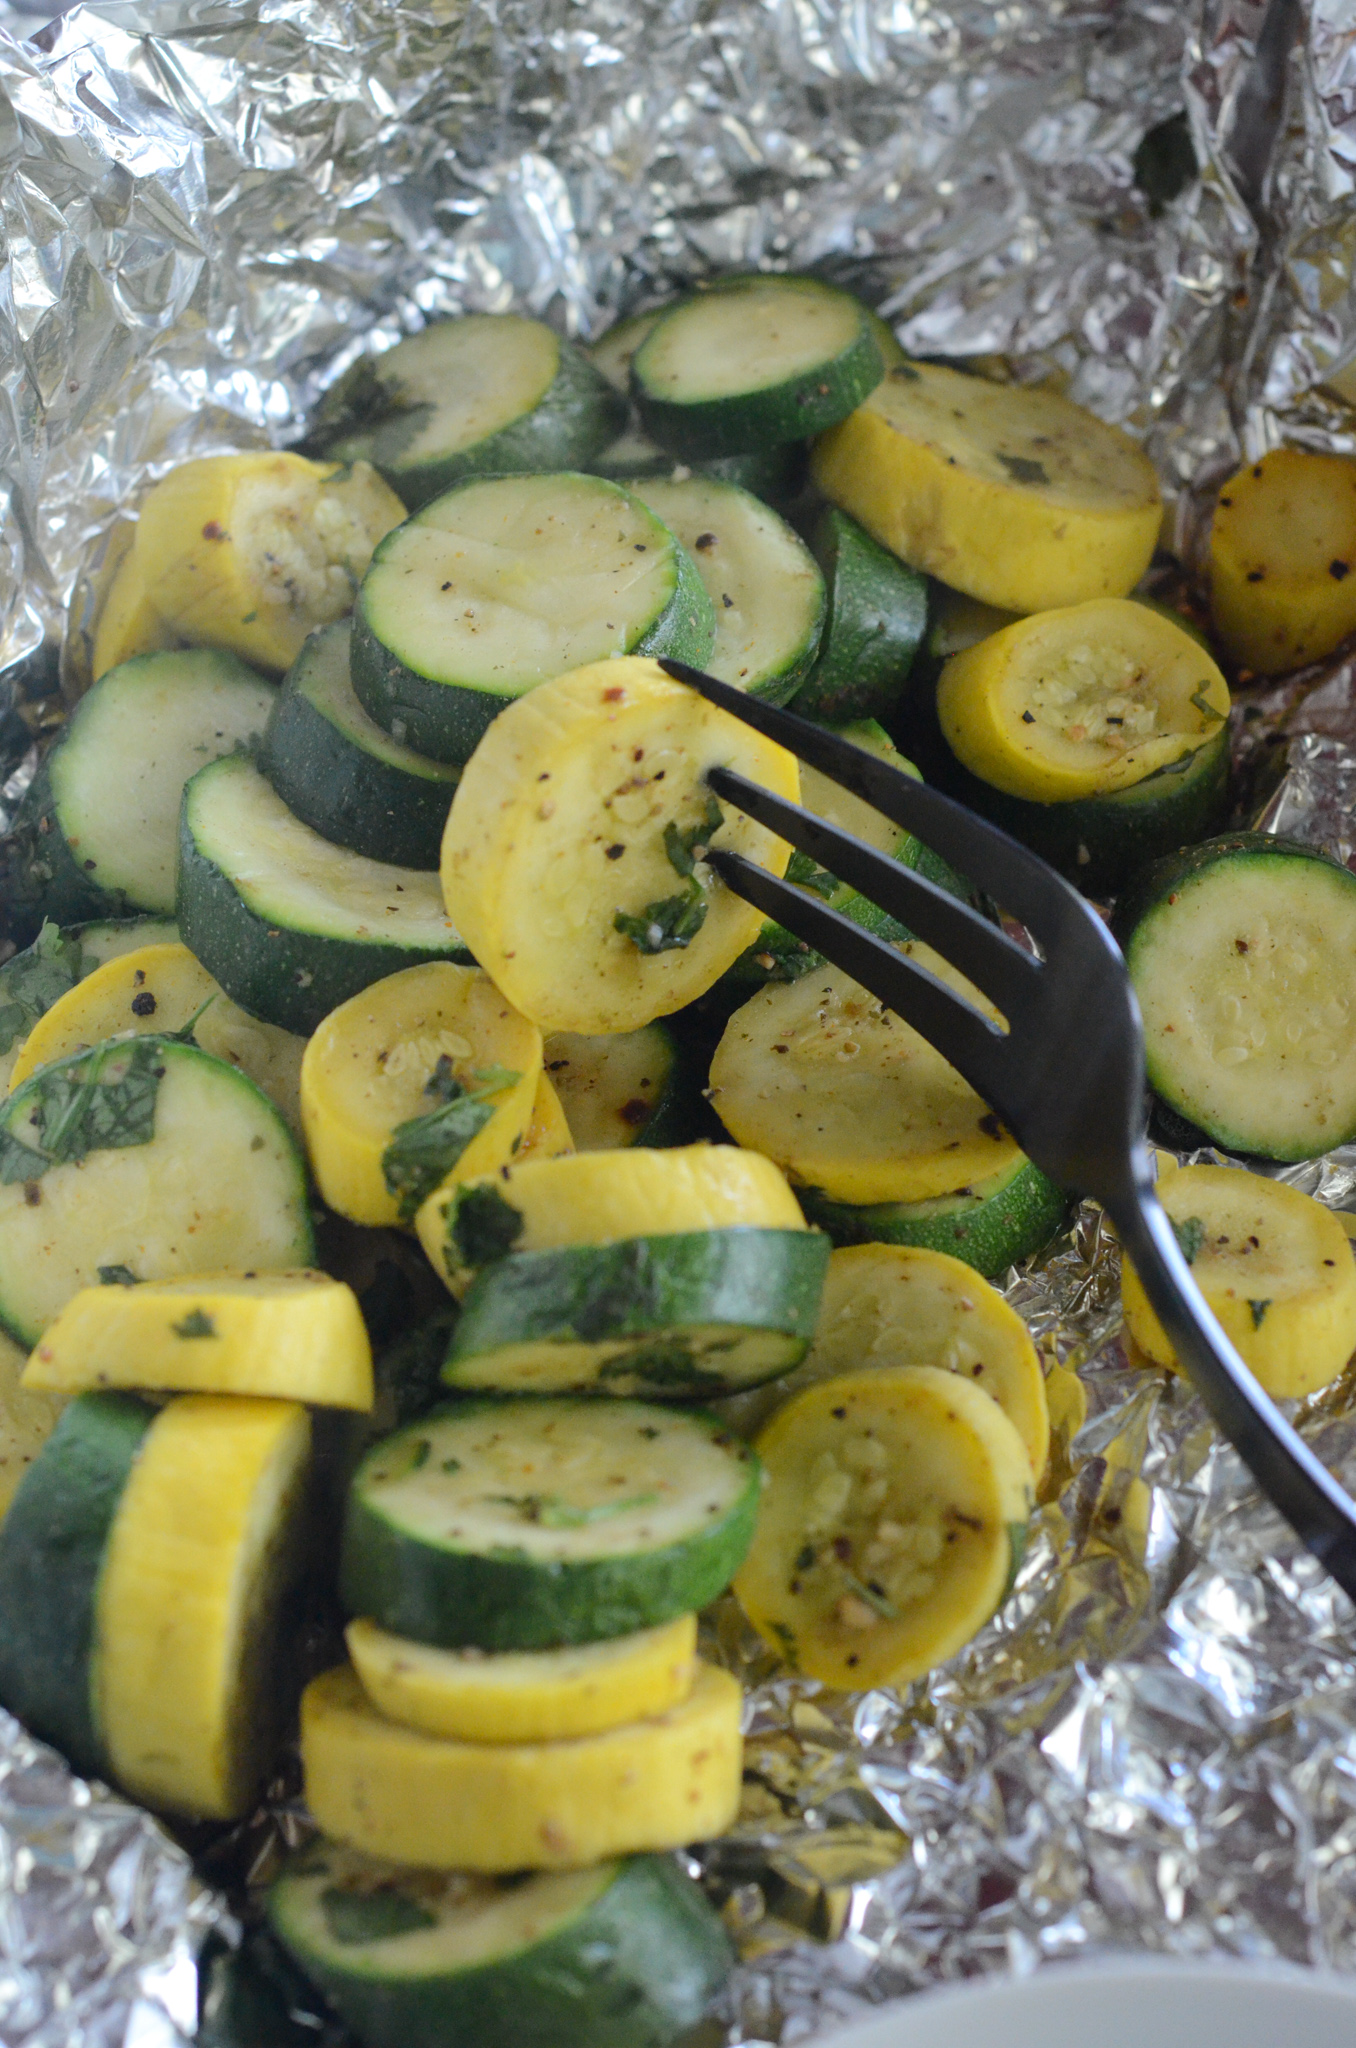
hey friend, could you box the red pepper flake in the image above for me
[201,521,226,541]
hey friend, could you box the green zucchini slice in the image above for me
[589,309,666,394]
[339,1399,760,1649]
[443,1227,829,1397]
[1116,832,1356,1160]
[312,315,626,510]
[178,751,469,1035]
[543,1021,695,1149]
[350,473,716,762]
[793,506,928,724]
[631,475,824,703]
[262,622,460,870]
[798,1156,1069,1279]
[268,1843,732,2048]
[632,275,883,459]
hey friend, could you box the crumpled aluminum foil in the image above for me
[5,0,1356,2042]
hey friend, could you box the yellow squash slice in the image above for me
[439,655,798,1034]
[93,453,406,677]
[810,362,1161,614]
[733,1365,1032,1690]
[936,599,1230,803]
[346,1612,697,1744]
[96,1393,313,1819]
[708,950,1022,1204]
[301,1660,742,1871]
[300,963,542,1228]
[23,1271,373,1410]
[514,1072,575,1163]
[1210,447,1356,674]
[1123,1163,1356,1398]
[0,1331,66,1522]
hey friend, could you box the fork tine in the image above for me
[705,847,1021,1122]
[660,656,1082,940]
[706,762,1042,1023]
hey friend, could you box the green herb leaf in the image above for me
[786,848,841,901]
[615,883,709,954]
[0,1037,167,1186]
[1189,685,1223,724]
[997,453,1050,487]
[446,1183,524,1270]
[1248,1298,1272,1329]
[1171,1215,1206,1266]
[97,1264,140,1287]
[0,921,84,1057]
[381,1066,521,1224]
[319,1886,437,1947]
[487,1490,661,1528]
[662,794,724,880]
[172,1309,216,1339]
[837,1565,900,1620]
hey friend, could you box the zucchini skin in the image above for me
[793,507,928,724]
[5,760,134,942]
[0,1392,154,1777]
[1111,829,1345,943]
[799,1159,1069,1278]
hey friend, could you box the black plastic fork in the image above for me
[660,655,1356,1603]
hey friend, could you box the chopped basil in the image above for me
[1248,1298,1272,1329]
[446,1182,524,1270]
[997,453,1050,487]
[663,794,724,881]
[0,920,84,1057]
[319,1885,437,1947]
[615,884,708,954]
[172,1309,217,1339]
[97,1264,141,1287]
[786,848,840,901]
[1171,1214,1206,1266]
[488,1490,661,1529]
[0,1036,167,1186]
[381,1064,521,1224]
[1189,686,1223,723]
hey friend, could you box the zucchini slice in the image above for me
[632,275,883,459]
[631,476,825,703]
[312,315,626,509]
[263,622,461,869]
[346,1611,697,1743]
[0,1035,314,1346]
[178,751,469,1036]
[443,1227,829,1398]
[793,506,928,724]
[709,949,1022,1205]
[937,598,1230,803]
[300,1659,742,1870]
[0,1330,66,1522]
[798,1154,1069,1280]
[589,308,666,394]
[1123,1163,1356,1399]
[811,360,1162,613]
[543,1022,689,1149]
[1117,833,1356,1159]
[439,655,799,1035]
[23,1271,373,1410]
[733,1365,1032,1688]
[268,1844,732,2048]
[351,474,716,764]
[93,453,405,677]
[9,651,274,928]
[339,1398,761,1649]
[1209,447,1356,674]
[301,962,541,1228]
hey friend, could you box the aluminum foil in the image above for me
[5,0,1356,2041]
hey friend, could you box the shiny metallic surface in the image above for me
[1,1,1356,2041]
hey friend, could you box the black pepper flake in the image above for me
[605,843,626,860]
[1245,568,1265,582]
[1332,559,1351,580]
[130,991,157,1017]
[721,593,733,608]
[1021,710,1035,724]
[22,1182,40,1207]
[694,532,717,551]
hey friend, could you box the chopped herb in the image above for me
[1171,1214,1206,1266]
[408,1439,431,1471]
[662,794,724,880]
[382,1065,521,1223]
[997,453,1050,487]
[598,1336,730,1396]
[446,1183,524,1270]
[0,1036,168,1187]
[1248,1298,1272,1329]
[488,1491,660,1529]
[97,1264,141,1287]
[795,1543,816,1571]
[441,1457,461,1474]
[838,1565,899,1619]
[1189,686,1223,723]
[0,920,84,1057]
[614,884,708,954]
[786,848,840,901]
[320,1886,437,1947]
[172,1309,217,1339]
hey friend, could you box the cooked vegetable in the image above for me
[1116,833,1356,1160]
[589,309,666,394]
[542,1022,688,1150]
[23,1271,373,1410]
[300,1659,742,1870]
[515,1072,575,1163]
[93,452,405,676]
[1209,447,1356,674]
[732,1365,1032,1688]
[299,962,541,1228]
[793,506,928,723]
[0,1330,66,1522]
[311,315,626,509]
[346,1611,697,1742]
[268,1844,732,2048]
[811,360,1161,613]
[0,921,150,1091]
[351,474,716,763]
[439,655,799,1034]
[178,751,469,1036]
[263,621,460,869]
[632,275,883,459]
[339,1398,760,1649]
[631,476,824,703]
[0,1035,313,1346]
[798,1155,1068,1281]
[1123,1163,1356,1398]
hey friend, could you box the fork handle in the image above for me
[1107,1170,1356,1600]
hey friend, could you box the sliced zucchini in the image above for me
[93,453,405,677]
[631,476,824,703]
[937,598,1230,803]
[351,474,716,763]
[9,650,274,925]
[23,1271,373,1410]
[72,915,181,966]
[346,1611,697,1743]
[543,1022,690,1149]
[1209,447,1356,674]
[178,751,469,1036]
[632,275,883,459]
[1123,1163,1356,1399]
[312,316,626,509]
[269,1844,732,2048]
[589,309,667,394]
[811,360,1162,613]
[263,622,460,869]
[301,1659,742,1870]
[798,1154,1069,1280]
[0,1330,66,1522]
[1116,832,1356,1159]
[439,655,798,1034]
[299,962,542,1228]
[515,1072,575,1163]
[0,1035,314,1345]
[732,1364,1032,1688]
[709,949,1022,1204]
[443,1227,829,1397]
[339,1398,761,1649]
[793,506,927,723]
